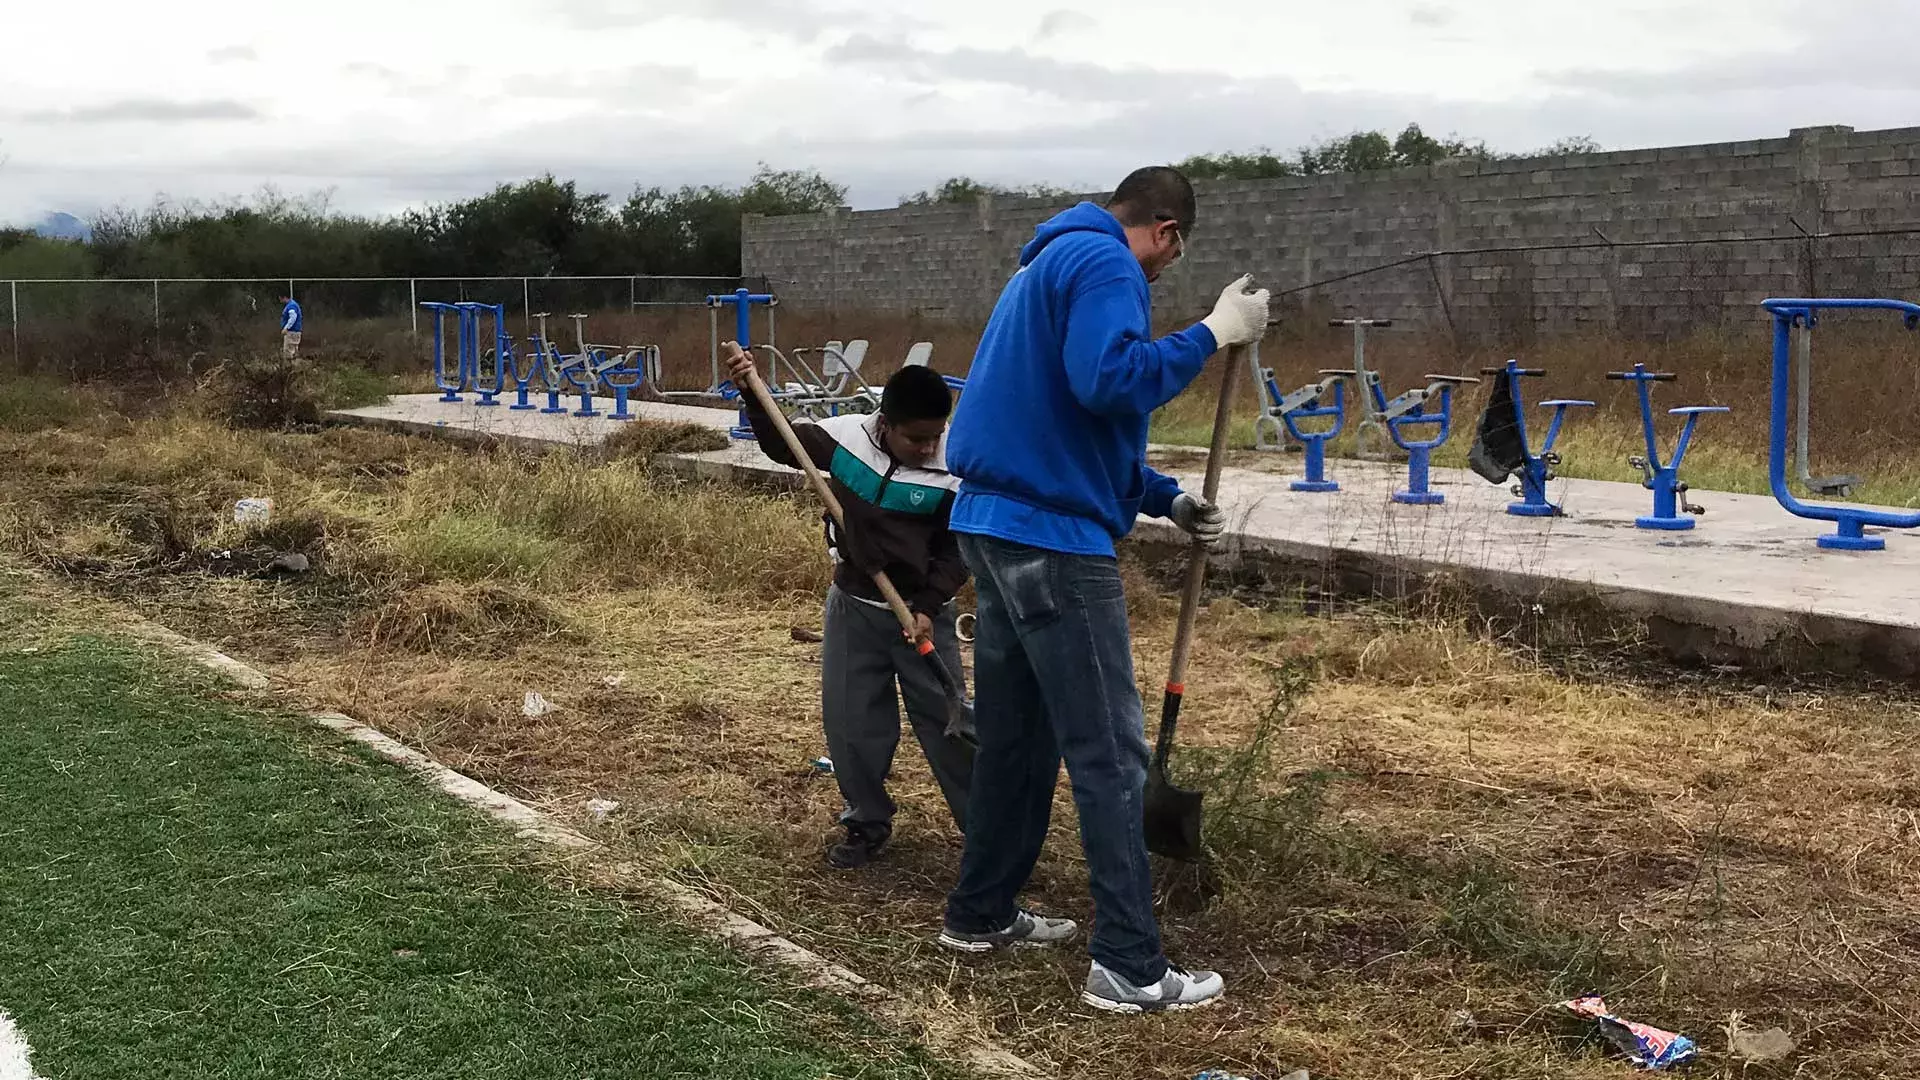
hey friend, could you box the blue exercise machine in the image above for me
[457,302,510,407]
[528,313,582,415]
[1762,297,1920,550]
[423,303,662,421]
[1376,374,1479,505]
[708,288,777,438]
[597,346,657,422]
[1606,363,1727,530]
[1474,360,1594,517]
[422,301,473,402]
[1251,355,1350,492]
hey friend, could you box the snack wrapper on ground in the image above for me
[1563,995,1698,1070]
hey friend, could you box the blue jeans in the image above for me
[944,533,1167,987]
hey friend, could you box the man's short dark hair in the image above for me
[1105,166,1196,235]
[880,364,953,423]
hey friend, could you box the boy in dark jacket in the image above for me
[727,346,974,869]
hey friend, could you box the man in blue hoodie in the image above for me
[932,166,1269,1013]
[277,291,303,358]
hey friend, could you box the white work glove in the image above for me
[1171,492,1226,546]
[1199,273,1271,348]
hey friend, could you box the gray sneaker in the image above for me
[1082,961,1225,1013]
[936,909,1079,952]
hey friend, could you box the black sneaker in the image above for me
[827,822,891,869]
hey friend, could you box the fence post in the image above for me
[409,278,418,339]
[629,275,636,312]
[8,281,17,363]
[152,279,161,329]
[522,277,531,333]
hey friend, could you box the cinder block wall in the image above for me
[743,125,1920,339]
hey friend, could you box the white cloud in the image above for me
[1034,9,1097,41]
[0,0,1915,224]
[15,99,264,124]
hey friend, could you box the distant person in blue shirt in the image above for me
[277,292,303,358]
[931,166,1269,1014]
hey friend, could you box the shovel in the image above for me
[1144,340,1248,861]
[730,344,976,747]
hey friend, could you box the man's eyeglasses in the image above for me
[1155,214,1187,264]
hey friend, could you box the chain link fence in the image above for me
[2,274,772,376]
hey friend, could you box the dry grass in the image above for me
[4,383,1920,1079]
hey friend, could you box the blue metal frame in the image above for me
[1275,370,1349,492]
[598,346,655,422]
[1762,297,1920,550]
[1483,360,1594,517]
[707,288,776,440]
[566,348,603,418]
[456,302,509,407]
[1383,376,1476,505]
[421,301,469,402]
[1607,363,1728,530]
[505,330,539,410]
[535,335,570,415]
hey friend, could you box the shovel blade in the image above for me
[1144,768,1205,861]
[945,696,978,748]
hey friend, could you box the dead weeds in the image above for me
[3,408,1918,1079]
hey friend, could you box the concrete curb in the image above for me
[122,618,1037,1077]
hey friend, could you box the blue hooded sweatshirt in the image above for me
[946,202,1217,557]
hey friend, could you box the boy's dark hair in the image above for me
[880,364,953,422]
[1106,165,1197,236]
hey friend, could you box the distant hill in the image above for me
[31,212,91,241]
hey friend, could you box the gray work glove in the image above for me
[1200,273,1272,347]
[1171,492,1226,546]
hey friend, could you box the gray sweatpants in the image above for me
[822,584,975,833]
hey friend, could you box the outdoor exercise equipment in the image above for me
[1251,356,1349,491]
[899,341,966,392]
[1379,374,1479,505]
[530,312,588,415]
[570,313,658,423]
[492,323,539,411]
[699,288,776,401]
[559,314,603,417]
[597,345,658,422]
[1331,317,1394,459]
[1606,363,1727,530]
[754,342,874,419]
[422,301,473,402]
[705,288,778,436]
[457,302,510,407]
[1473,360,1594,517]
[1789,317,1861,498]
[1761,297,1920,550]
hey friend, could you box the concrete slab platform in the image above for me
[326,393,738,450]
[327,395,1920,679]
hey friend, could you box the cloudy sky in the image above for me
[1,0,1913,224]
